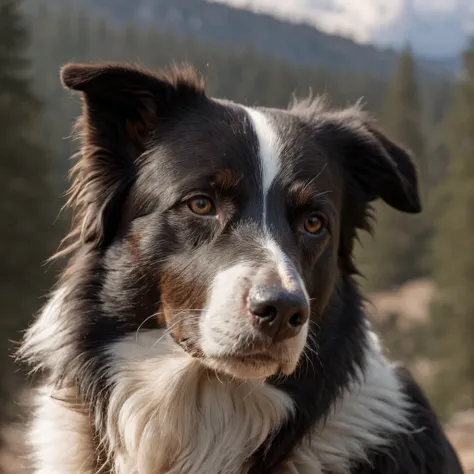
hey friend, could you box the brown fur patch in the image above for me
[214,168,241,190]
[126,231,142,266]
[290,180,318,207]
[159,266,208,347]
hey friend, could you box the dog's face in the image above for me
[59,63,421,380]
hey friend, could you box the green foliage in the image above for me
[0,0,57,423]
[430,41,474,418]
[357,47,430,291]
[32,0,448,77]
[24,5,398,181]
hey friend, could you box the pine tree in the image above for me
[358,46,428,291]
[430,41,474,417]
[0,0,56,424]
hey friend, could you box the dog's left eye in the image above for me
[304,214,326,234]
[187,196,216,216]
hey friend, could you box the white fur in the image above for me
[200,262,254,357]
[244,106,282,223]
[263,237,310,302]
[28,325,411,474]
[27,286,412,474]
[20,287,71,373]
[200,258,309,378]
[244,107,309,303]
[106,331,294,474]
[28,387,96,474]
[285,332,412,473]
[264,238,311,361]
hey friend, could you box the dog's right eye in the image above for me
[187,196,216,216]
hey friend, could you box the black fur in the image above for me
[352,367,464,474]
[19,62,463,474]
[252,278,369,473]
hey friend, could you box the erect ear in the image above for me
[59,62,205,252]
[327,106,422,214]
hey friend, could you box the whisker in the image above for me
[151,320,183,348]
[135,313,160,342]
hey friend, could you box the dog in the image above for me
[18,62,464,474]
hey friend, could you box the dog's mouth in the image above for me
[172,333,283,379]
[169,325,302,380]
[205,352,284,380]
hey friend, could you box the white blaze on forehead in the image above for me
[243,106,282,225]
[243,106,309,304]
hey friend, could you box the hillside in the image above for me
[32,0,451,78]
[213,0,472,60]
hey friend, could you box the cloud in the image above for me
[207,0,402,42]
[207,0,473,56]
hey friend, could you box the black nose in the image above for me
[248,285,309,342]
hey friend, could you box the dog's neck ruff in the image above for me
[106,333,294,474]
[28,309,411,474]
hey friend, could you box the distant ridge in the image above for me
[35,0,455,77]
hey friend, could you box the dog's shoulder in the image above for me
[352,365,464,474]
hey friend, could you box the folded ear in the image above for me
[353,122,421,214]
[324,106,422,215]
[59,62,205,254]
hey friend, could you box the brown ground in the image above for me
[366,278,474,472]
[446,410,474,473]
[365,277,436,330]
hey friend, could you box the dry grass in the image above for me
[446,410,474,473]
[365,278,436,330]
[366,278,474,472]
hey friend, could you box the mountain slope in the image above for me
[35,0,452,77]
[213,0,473,59]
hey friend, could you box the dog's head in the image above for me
[53,63,420,381]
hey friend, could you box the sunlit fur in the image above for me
[18,62,462,474]
[24,290,411,474]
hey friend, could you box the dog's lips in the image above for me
[205,352,280,380]
[207,346,302,378]
[222,345,303,376]
[168,326,299,377]
[171,335,299,379]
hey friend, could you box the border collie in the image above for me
[18,62,463,474]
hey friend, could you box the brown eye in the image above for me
[187,196,216,216]
[304,215,324,234]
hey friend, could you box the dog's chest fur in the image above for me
[29,330,410,474]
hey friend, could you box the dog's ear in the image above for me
[346,121,421,214]
[324,106,422,214]
[59,62,205,253]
